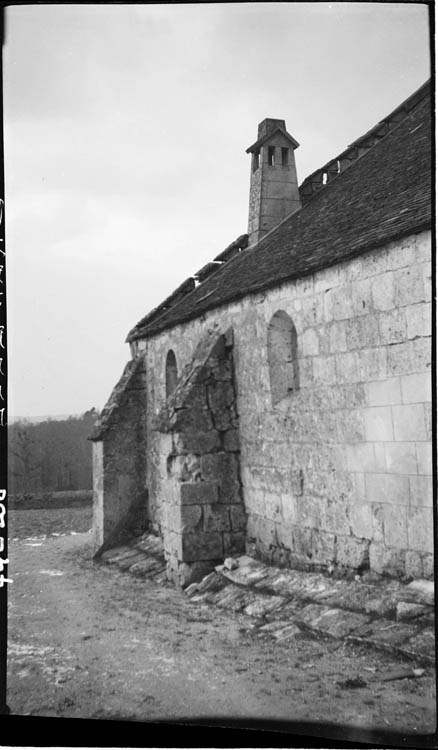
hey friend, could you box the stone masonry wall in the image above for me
[153,330,246,586]
[143,230,432,579]
[92,357,148,554]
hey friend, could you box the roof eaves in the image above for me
[128,233,249,342]
[142,215,431,341]
[299,79,430,205]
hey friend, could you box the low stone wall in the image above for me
[9,490,93,510]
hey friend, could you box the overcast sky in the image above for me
[4,3,430,418]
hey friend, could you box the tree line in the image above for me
[8,409,99,494]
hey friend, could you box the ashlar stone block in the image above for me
[411,338,431,373]
[230,505,247,531]
[275,521,293,550]
[337,409,366,443]
[384,442,417,475]
[414,231,431,262]
[415,443,432,476]
[313,264,347,293]
[365,377,401,407]
[252,515,277,553]
[369,542,406,577]
[201,452,238,481]
[370,503,385,542]
[351,278,373,316]
[424,403,432,441]
[296,494,322,529]
[281,493,297,526]
[264,491,283,524]
[330,286,354,321]
[174,430,221,455]
[311,530,336,564]
[345,442,376,472]
[404,550,424,580]
[223,532,246,556]
[400,372,431,404]
[392,403,427,442]
[320,493,351,534]
[313,355,337,385]
[168,454,201,481]
[372,441,385,474]
[421,553,434,579]
[203,504,231,532]
[363,406,394,441]
[382,504,408,548]
[336,535,370,569]
[407,506,434,553]
[302,296,324,327]
[335,352,360,384]
[329,321,348,352]
[219,480,242,505]
[378,309,407,345]
[358,347,387,381]
[181,531,224,562]
[207,382,235,411]
[180,504,203,533]
[371,272,395,311]
[180,481,219,505]
[347,315,380,350]
[301,327,319,356]
[409,475,433,507]
[291,525,313,559]
[212,406,235,431]
[223,429,240,452]
[365,473,410,507]
[405,302,431,339]
[178,406,214,433]
[394,266,426,307]
[348,503,373,540]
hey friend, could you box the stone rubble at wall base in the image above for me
[99,533,435,666]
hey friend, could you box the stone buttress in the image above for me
[89,355,148,556]
[155,328,246,586]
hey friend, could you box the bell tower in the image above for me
[246,118,301,247]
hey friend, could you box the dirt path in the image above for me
[7,530,436,736]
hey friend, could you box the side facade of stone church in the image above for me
[91,81,433,586]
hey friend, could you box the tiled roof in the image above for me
[128,82,431,343]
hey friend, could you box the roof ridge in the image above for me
[299,79,430,204]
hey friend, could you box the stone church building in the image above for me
[90,80,432,586]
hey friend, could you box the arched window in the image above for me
[165,350,178,398]
[267,311,299,405]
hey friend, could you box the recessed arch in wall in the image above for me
[165,349,178,399]
[267,310,299,405]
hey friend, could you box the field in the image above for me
[10,490,93,510]
[9,505,93,540]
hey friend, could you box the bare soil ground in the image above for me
[6,508,436,741]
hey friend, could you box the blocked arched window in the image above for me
[267,311,299,405]
[165,350,178,398]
